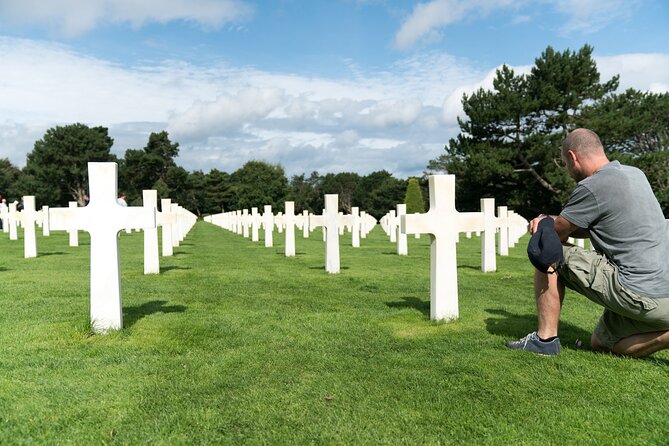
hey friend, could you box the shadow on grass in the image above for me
[124,300,187,328]
[40,251,68,257]
[484,308,592,352]
[0,267,9,272]
[160,265,192,273]
[386,296,430,318]
[457,264,480,271]
[308,266,350,270]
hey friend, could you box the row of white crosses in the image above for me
[206,197,379,274]
[380,199,528,267]
[400,174,530,322]
[4,190,195,265]
[3,162,196,334]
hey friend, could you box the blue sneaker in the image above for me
[506,331,561,355]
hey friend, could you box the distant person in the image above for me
[117,193,128,207]
[506,128,669,357]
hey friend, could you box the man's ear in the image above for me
[567,150,578,163]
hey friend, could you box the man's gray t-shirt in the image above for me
[560,160,669,298]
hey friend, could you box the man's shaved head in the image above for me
[562,128,605,158]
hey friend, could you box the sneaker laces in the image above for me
[518,332,535,348]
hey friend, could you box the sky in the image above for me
[1,0,668,179]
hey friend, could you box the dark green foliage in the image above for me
[119,131,179,204]
[229,160,290,211]
[404,177,425,214]
[24,123,116,206]
[581,89,669,154]
[429,45,619,216]
[353,170,406,219]
[320,172,361,212]
[0,158,22,203]
[289,171,323,213]
[203,168,232,214]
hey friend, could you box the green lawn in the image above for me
[0,222,668,445]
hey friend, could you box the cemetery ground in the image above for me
[1,223,668,445]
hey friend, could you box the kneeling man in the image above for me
[507,128,669,357]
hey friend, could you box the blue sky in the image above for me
[1,0,668,178]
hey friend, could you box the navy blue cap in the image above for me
[527,217,563,274]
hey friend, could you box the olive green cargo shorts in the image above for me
[558,246,669,349]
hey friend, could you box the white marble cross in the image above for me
[400,175,485,321]
[251,207,260,242]
[277,201,296,256]
[309,194,340,274]
[262,205,274,247]
[351,207,361,248]
[67,201,79,247]
[235,210,243,236]
[49,162,156,333]
[21,196,39,258]
[171,203,181,247]
[396,204,408,256]
[301,210,310,238]
[160,198,174,256]
[360,211,368,239]
[496,206,509,256]
[143,190,160,274]
[8,202,18,240]
[242,209,250,238]
[480,198,496,272]
[41,205,50,236]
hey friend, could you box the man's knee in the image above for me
[591,333,610,352]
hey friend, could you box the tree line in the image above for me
[428,44,669,217]
[0,126,425,220]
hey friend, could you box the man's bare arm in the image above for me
[554,215,583,242]
[529,214,585,243]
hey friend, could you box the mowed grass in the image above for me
[1,222,668,445]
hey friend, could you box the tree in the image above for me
[204,169,232,214]
[24,123,115,206]
[579,89,669,155]
[404,177,425,214]
[229,161,289,211]
[428,45,619,216]
[353,170,406,219]
[289,172,322,213]
[119,131,179,204]
[320,172,361,213]
[0,158,22,202]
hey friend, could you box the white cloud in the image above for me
[2,35,668,180]
[553,0,640,35]
[596,53,669,93]
[394,0,641,49]
[395,0,518,49]
[168,88,286,141]
[0,0,253,37]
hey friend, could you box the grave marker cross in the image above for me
[143,190,160,274]
[21,195,39,258]
[49,162,156,332]
[309,194,340,273]
[400,175,484,321]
